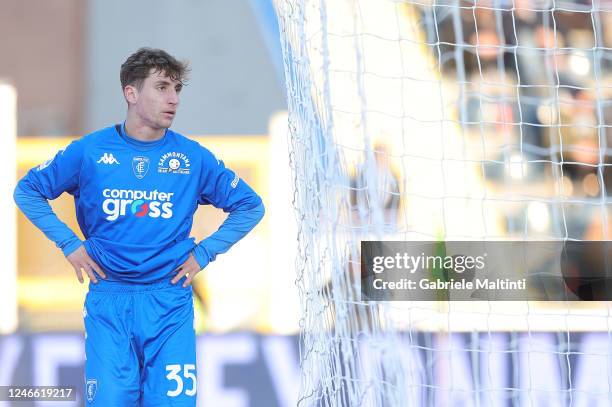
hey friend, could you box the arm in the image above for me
[172,147,265,286]
[14,142,84,256]
[14,140,105,283]
[192,148,265,268]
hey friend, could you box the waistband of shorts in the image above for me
[88,277,189,293]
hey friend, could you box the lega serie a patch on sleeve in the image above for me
[231,175,240,188]
[37,148,66,171]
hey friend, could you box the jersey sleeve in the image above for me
[13,139,85,256]
[191,146,265,269]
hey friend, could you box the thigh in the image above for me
[138,287,197,407]
[84,292,140,406]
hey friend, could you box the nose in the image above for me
[168,89,179,106]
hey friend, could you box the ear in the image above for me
[123,85,138,105]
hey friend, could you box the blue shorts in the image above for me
[83,278,197,406]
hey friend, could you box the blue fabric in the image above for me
[84,279,196,406]
[14,125,265,282]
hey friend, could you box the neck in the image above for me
[124,114,166,142]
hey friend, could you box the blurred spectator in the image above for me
[555,89,601,195]
[350,141,401,230]
[468,28,502,71]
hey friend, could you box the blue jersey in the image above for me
[14,124,265,283]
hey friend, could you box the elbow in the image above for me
[13,181,25,207]
[229,195,265,226]
[254,199,265,223]
[246,197,265,227]
[13,179,43,209]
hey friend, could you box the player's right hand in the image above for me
[66,245,107,284]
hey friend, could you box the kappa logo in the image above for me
[132,156,150,179]
[97,153,120,165]
[86,379,97,402]
[158,151,191,175]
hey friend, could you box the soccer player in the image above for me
[13,48,265,406]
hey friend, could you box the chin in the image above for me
[159,120,173,129]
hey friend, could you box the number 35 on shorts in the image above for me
[166,364,197,397]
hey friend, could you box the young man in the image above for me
[13,48,265,406]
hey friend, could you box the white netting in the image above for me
[274,0,612,405]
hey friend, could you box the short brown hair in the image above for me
[120,48,190,90]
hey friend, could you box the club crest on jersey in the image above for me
[158,151,190,175]
[132,156,150,179]
[86,379,97,402]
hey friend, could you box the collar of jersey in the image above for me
[116,122,169,151]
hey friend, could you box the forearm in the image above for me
[13,182,82,256]
[192,200,265,269]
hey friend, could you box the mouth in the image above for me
[163,111,176,118]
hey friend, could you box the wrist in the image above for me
[62,239,83,257]
[192,246,210,270]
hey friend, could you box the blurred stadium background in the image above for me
[274,0,612,406]
[2,0,612,406]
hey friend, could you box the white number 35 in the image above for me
[166,364,197,397]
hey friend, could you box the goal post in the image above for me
[274,0,612,406]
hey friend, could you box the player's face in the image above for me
[133,69,183,130]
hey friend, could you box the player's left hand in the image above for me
[172,253,201,287]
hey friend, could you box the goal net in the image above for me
[274,0,612,405]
